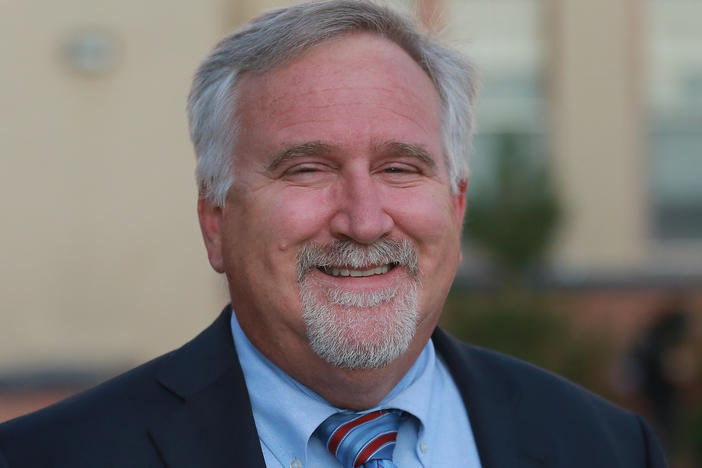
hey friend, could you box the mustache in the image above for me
[296,239,419,281]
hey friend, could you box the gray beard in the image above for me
[297,240,419,369]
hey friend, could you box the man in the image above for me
[0,1,667,467]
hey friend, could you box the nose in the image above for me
[329,171,394,244]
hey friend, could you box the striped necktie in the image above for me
[315,409,405,468]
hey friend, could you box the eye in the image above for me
[288,165,320,174]
[379,163,420,175]
[384,166,405,173]
[280,162,335,185]
[282,163,328,176]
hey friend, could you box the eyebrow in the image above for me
[375,141,437,168]
[267,141,333,171]
[266,140,437,171]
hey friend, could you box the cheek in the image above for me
[222,189,335,317]
[263,190,335,251]
[386,189,462,319]
[388,188,462,249]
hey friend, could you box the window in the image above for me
[648,0,702,239]
[443,0,546,195]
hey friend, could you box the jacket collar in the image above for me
[432,328,551,467]
[148,306,266,468]
[147,306,549,468]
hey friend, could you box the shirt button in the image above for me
[290,459,303,468]
[419,441,428,454]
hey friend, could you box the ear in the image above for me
[452,179,468,263]
[197,197,226,273]
[452,179,468,226]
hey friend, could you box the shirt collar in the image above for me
[230,310,435,464]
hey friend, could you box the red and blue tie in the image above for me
[315,409,405,468]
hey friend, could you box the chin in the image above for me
[300,278,418,369]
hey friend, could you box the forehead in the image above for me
[234,33,444,160]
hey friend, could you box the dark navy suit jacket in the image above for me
[0,306,667,467]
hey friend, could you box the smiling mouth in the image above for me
[318,262,399,278]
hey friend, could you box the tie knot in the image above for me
[316,409,404,468]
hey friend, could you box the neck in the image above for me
[300,353,418,410]
[232,304,436,410]
[265,331,431,411]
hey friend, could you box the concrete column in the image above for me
[546,0,647,274]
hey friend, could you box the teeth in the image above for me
[324,264,393,277]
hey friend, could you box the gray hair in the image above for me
[187,0,477,206]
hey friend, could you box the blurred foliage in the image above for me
[452,131,608,388]
[453,131,702,466]
[684,404,702,460]
[442,291,702,467]
[441,291,613,397]
[464,132,561,278]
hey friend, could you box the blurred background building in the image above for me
[1,0,700,465]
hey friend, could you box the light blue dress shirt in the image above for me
[230,311,482,468]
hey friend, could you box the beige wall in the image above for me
[0,0,237,371]
[0,0,695,372]
[547,0,648,274]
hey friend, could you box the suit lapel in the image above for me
[144,309,554,467]
[148,306,265,468]
[433,328,551,467]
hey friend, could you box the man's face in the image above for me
[199,33,466,372]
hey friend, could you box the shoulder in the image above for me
[470,341,631,422]
[434,326,629,417]
[432,328,668,467]
[0,307,239,467]
[0,350,178,467]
